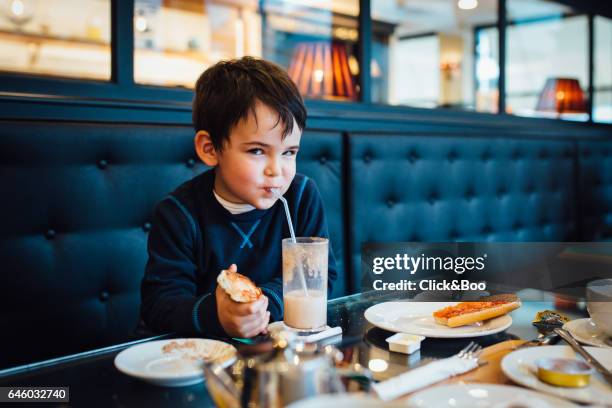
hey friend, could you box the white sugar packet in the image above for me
[372,355,479,402]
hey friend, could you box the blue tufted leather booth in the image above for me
[0,120,344,369]
[1,119,610,369]
[348,134,580,283]
[577,140,612,241]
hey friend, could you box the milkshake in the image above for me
[283,290,326,330]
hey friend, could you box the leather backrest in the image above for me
[348,133,577,287]
[0,121,206,367]
[578,140,612,241]
[296,131,345,297]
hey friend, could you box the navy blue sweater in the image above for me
[140,169,337,337]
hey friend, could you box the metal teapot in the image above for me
[203,330,368,408]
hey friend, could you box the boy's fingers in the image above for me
[239,319,259,338]
[250,296,268,314]
[236,306,267,327]
[242,309,269,332]
[228,264,237,272]
[233,302,255,316]
[233,296,267,316]
[241,311,270,338]
[264,311,270,328]
[256,312,271,336]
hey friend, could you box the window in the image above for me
[0,0,111,80]
[506,0,588,121]
[133,0,360,100]
[371,0,498,112]
[475,26,499,113]
[593,16,611,123]
[134,0,261,88]
[263,0,360,101]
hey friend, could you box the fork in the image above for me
[457,341,485,366]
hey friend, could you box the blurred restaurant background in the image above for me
[0,0,609,120]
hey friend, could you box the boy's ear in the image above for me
[194,130,218,167]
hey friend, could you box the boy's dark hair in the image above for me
[193,56,307,151]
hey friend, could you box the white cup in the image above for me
[586,278,612,336]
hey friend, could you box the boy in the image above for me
[140,57,338,338]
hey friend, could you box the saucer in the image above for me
[268,321,342,342]
[501,345,612,405]
[563,318,612,348]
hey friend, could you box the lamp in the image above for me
[536,77,586,116]
[4,0,34,31]
[287,41,357,101]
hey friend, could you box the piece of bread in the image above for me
[217,268,262,303]
[433,295,521,328]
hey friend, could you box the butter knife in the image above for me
[554,327,612,386]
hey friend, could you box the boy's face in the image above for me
[213,101,302,209]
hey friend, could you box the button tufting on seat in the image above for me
[387,198,396,208]
[408,150,419,163]
[363,154,372,163]
[319,155,328,164]
[447,151,457,162]
[99,291,110,302]
[481,151,490,162]
[512,150,521,160]
[45,229,56,240]
[465,189,475,201]
[449,230,458,239]
[143,222,152,232]
[428,192,438,204]
[186,158,196,168]
[539,150,548,159]
[98,159,108,169]
[482,225,492,234]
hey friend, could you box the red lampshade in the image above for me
[288,41,357,101]
[536,77,587,114]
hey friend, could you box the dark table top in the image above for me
[0,288,584,407]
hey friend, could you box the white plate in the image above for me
[114,338,237,387]
[501,345,612,405]
[364,302,512,338]
[564,318,612,348]
[286,393,406,408]
[407,384,578,408]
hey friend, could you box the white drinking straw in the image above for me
[272,189,309,296]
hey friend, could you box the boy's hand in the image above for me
[216,283,270,338]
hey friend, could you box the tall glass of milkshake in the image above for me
[282,237,328,332]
